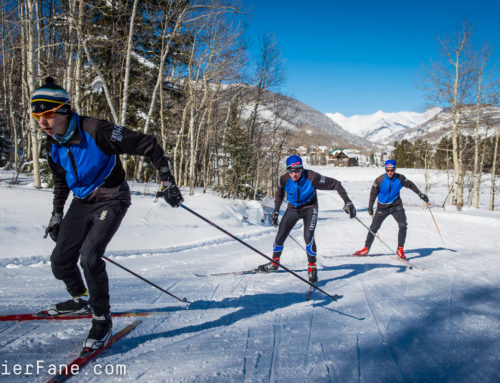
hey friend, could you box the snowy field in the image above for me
[0,166,499,383]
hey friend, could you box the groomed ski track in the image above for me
[1,167,499,382]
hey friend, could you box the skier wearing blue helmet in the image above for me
[257,154,356,283]
[354,159,429,260]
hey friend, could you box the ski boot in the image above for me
[308,262,317,284]
[39,292,90,317]
[353,246,369,256]
[81,313,112,356]
[257,258,279,273]
[396,246,407,261]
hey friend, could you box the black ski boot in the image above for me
[40,295,90,317]
[81,313,112,356]
[257,259,279,273]
[308,262,318,284]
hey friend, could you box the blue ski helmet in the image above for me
[286,155,303,169]
[384,159,397,168]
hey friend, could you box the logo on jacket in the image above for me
[100,210,108,221]
[110,125,124,142]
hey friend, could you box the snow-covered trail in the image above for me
[1,167,499,382]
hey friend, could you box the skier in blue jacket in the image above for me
[257,155,356,283]
[31,77,183,353]
[354,159,428,259]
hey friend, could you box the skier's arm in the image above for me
[274,174,287,211]
[400,174,428,202]
[368,176,382,209]
[93,120,170,171]
[399,174,420,195]
[47,150,70,214]
[309,171,351,204]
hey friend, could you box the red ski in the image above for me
[46,320,141,383]
[0,310,167,322]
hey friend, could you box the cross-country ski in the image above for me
[46,320,141,383]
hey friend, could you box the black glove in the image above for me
[45,212,63,242]
[343,201,356,219]
[271,210,279,227]
[368,206,374,217]
[418,192,429,203]
[160,171,183,208]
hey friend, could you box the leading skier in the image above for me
[31,77,183,353]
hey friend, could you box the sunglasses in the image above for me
[31,103,66,121]
[288,168,303,174]
[386,168,395,172]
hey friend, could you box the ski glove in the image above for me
[45,212,63,242]
[418,192,429,203]
[368,206,374,217]
[343,202,356,219]
[271,210,279,227]
[160,171,184,208]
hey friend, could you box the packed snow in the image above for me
[0,165,499,382]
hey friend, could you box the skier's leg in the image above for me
[50,200,90,297]
[273,208,300,260]
[79,201,128,316]
[258,208,300,272]
[392,206,408,248]
[301,206,318,261]
[302,206,318,282]
[364,207,389,249]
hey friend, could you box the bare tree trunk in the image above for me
[119,0,139,178]
[24,0,41,188]
[79,32,119,123]
[490,126,499,211]
[135,4,189,181]
[73,0,85,113]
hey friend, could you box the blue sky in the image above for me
[243,0,500,116]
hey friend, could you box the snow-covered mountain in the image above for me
[238,90,376,150]
[393,105,500,144]
[326,108,442,144]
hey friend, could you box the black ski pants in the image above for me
[365,203,407,249]
[50,199,128,316]
[273,204,318,264]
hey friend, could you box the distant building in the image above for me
[328,148,359,167]
[308,146,328,165]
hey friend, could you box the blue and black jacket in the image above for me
[46,113,169,214]
[368,173,420,210]
[274,169,351,210]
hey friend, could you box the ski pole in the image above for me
[289,233,306,252]
[180,203,338,301]
[354,217,395,255]
[103,256,188,303]
[427,204,444,244]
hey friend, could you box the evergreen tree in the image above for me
[391,140,415,168]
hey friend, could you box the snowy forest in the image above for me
[0,0,292,200]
